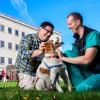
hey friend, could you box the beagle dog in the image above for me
[34,39,72,92]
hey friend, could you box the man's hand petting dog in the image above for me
[39,42,46,54]
[55,48,63,59]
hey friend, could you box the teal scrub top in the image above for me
[63,31,100,57]
[86,31,100,49]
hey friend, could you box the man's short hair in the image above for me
[40,21,54,29]
[67,12,83,25]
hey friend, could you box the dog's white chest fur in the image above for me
[37,56,61,78]
[35,54,63,92]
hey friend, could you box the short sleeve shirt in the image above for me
[86,31,100,49]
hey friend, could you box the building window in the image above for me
[0,57,5,64]
[8,58,12,64]
[8,27,12,34]
[8,42,12,49]
[0,40,5,48]
[15,30,19,36]
[22,32,25,37]
[0,25,4,32]
[15,44,18,50]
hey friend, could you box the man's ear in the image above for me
[77,19,81,26]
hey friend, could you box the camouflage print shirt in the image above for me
[15,33,43,74]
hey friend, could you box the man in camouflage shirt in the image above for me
[15,21,54,89]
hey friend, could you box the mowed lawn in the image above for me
[0,81,100,100]
[0,81,17,88]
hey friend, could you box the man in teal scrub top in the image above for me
[57,12,100,92]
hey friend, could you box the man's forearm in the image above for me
[58,47,98,65]
[61,56,86,64]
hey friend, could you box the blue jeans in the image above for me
[63,50,100,92]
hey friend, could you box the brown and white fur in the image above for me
[34,40,72,92]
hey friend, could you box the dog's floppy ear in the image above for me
[55,42,64,49]
[44,40,54,53]
[45,40,54,48]
[46,40,53,44]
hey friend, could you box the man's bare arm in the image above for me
[58,47,98,65]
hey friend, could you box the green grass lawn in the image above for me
[0,81,17,88]
[0,81,100,100]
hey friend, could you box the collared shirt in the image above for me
[15,33,44,74]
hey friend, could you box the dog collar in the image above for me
[44,53,59,58]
